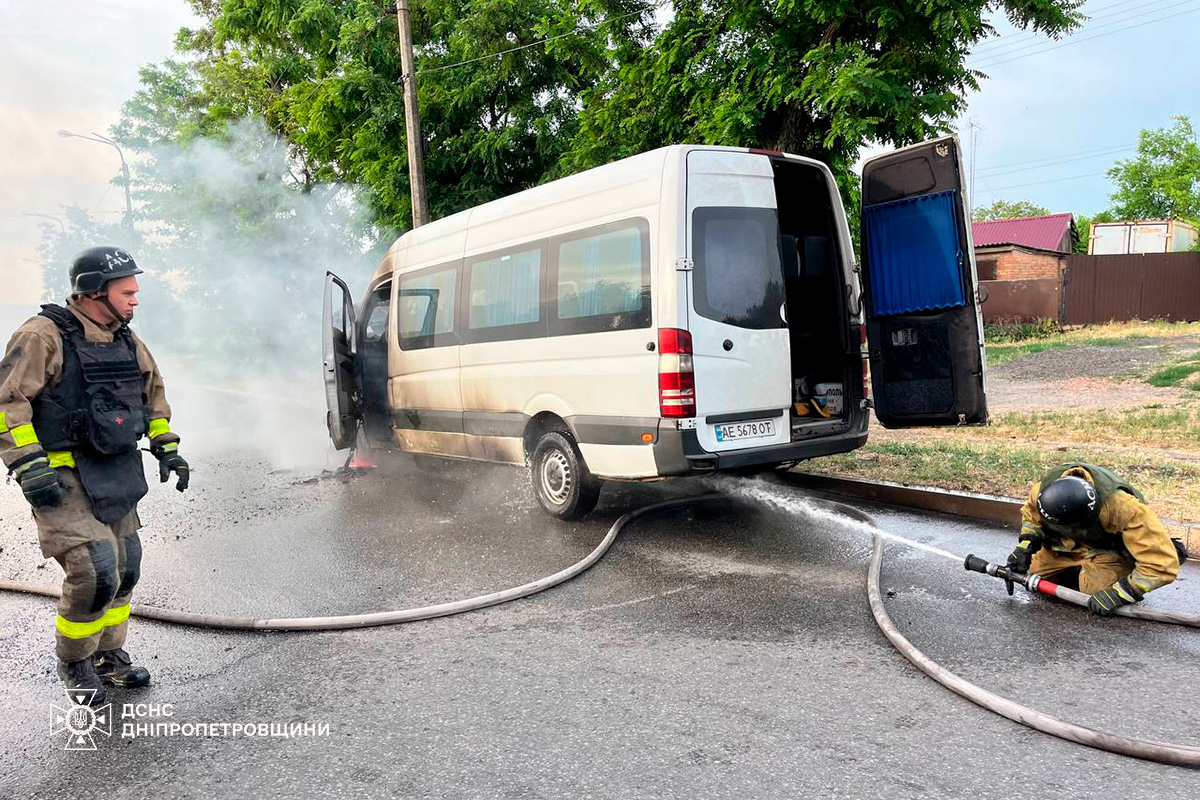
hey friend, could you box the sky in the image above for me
[2,0,1198,307]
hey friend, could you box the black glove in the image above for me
[1006,535,1040,575]
[13,453,64,508]
[1088,578,1143,616]
[152,441,189,492]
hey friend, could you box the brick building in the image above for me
[972,213,1076,280]
[971,213,1077,323]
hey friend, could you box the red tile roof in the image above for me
[972,213,1075,252]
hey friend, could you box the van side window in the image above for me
[398,265,458,350]
[693,207,786,330]
[551,218,651,336]
[468,248,541,329]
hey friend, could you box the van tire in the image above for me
[530,432,601,520]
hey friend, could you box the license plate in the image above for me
[714,418,776,443]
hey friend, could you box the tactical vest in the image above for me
[1037,462,1144,551]
[31,304,149,524]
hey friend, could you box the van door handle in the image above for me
[723,339,733,351]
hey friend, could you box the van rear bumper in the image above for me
[653,418,868,475]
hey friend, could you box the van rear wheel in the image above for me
[530,431,601,520]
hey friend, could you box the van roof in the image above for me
[371,145,719,283]
[369,144,833,284]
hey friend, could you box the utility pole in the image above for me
[394,0,429,228]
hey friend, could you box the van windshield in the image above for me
[692,207,786,330]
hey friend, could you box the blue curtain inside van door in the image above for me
[863,190,966,316]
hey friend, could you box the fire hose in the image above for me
[0,491,1196,765]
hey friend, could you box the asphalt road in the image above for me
[1,451,1196,799]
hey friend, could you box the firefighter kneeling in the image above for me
[1008,463,1186,616]
[1,246,188,706]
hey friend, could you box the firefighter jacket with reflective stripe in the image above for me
[1020,463,1180,595]
[0,298,177,472]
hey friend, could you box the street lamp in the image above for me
[57,129,133,232]
[22,213,67,233]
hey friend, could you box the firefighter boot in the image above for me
[57,658,108,707]
[94,648,151,688]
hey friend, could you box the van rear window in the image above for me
[693,207,786,330]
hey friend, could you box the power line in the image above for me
[974,170,1110,194]
[974,142,1136,173]
[416,4,662,76]
[975,145,1136,178]
[300,4,662,139]
[972,0,1198,64]
[970,0,1161,56]
[972,2,1200,68]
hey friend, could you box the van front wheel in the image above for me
[530,432,601,520]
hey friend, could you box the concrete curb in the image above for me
[790,472,1199,562]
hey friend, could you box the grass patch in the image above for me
[810,439,1200,522]
[986,339,1071,367]
[980,408,1200,449]
[1147,355,1200,389]
[983,319,1200,368]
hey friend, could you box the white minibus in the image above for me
[324,138,987,518]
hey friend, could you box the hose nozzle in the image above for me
[964,554,990,574]
[964,553,1036,596]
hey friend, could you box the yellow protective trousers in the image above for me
[30,467,142,661]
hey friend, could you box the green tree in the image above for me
[1107,116,1200,224]
[116,1,1083,232]
[115,0,637,230]
[1072,209,1114,254]
[564,1,1083,185]
[972,199,1051,222]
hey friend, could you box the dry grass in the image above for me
[985,319,1200,367]
[814,439,1200,523]
[811,321,1200,522]
[890,408,1200,453]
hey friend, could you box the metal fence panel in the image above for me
[1064,253,1200,324]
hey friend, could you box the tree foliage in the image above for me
[972,199,1051,222]
[1107,116,1200,224]
[112,0,1083,232]
[564,1,1083,181]
[114,0,641,231]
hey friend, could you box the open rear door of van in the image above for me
[860,136,987,428]
[323,271,360,450]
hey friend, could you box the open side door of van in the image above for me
[323,271,360,450]
[859,136,988,428]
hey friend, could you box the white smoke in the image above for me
[122,118,390,470]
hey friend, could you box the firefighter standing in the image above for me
[1007,462,1185,616]
[1,246,189,705]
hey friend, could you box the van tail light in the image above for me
[855,324,869,399]
[658,328,696,418]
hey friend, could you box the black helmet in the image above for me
[69,246,143,295]
[1037,475,1099,526]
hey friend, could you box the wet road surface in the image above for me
[1,452,1196,798]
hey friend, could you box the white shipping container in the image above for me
[1090,220,1198,254]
